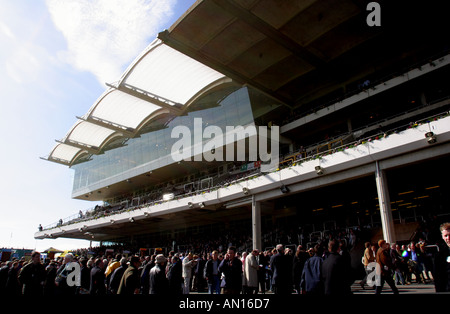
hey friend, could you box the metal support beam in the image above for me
[211,0,325,68]
[108,82,184,116]
[76,115,136,138]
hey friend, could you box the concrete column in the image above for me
[252,195,262,251]
[375,161,396,244]
[347,118,353,133]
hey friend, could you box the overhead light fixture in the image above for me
[110,219,115,224]
[425,132,437,144]
[144,212,150,217]
[315,166,324,175]
[242,187,250,195]
[199,202,205,208]
[280,185,290,194]
[188,202,194,209]
[129,217,135,223]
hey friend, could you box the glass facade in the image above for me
[71,85,255,195]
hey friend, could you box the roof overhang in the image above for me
[161,0,450,109]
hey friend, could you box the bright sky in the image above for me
[0,0,196,252]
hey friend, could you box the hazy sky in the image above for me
[0,0,196,252]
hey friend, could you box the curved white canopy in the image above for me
[85,88,163,130]
[45,38,228,166]
[119,39,226,105]
[47,143,86,165]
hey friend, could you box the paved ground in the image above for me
[191,280,438,295]
[352,280,437,294]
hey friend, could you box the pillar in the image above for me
[252,195,262,251]
[375,161,396,244]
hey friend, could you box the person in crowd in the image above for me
[300,244,324,295]
[243,249,259,294]
[270,244,291,294]
[90,258,106,295]
[182,252,196,294]
[193,253,207,292]
[105,254,122,292]
[375,240,399,294]
[391,243,406,285]
[409,241,425,283]
[149,254,169,294]
[292,245,310,294]
[0,261,11,294]
[401,244,412,284]
[321,239,352,295]
[204,250,221,294]
[218,246,243,294]
[167,255,183,295]
[434,222,450,292]
[18,251,46,295]
[5,261,21,295]
[44,261,57,295]
[241,251,248,293]
[54,253,77,295]
[109,257,128,294]
[418,243,433,283]
[118,255,141,295]
[140,254,155,294]
[257,251,268,294]
[360,242,376,289]
[78,257,91,295]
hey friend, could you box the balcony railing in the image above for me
[39,108,450,232]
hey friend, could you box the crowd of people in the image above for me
[1,222,449,295]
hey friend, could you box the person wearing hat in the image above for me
[117,256,141,294]
[149,254,169,294]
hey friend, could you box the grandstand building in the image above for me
[37,1,450,256]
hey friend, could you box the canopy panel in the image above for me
[48,143,85,165]
[64,120,118,149]
[119,39,226,105]
[86,89,162,130]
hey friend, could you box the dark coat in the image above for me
[293,251,310,287]
[0,265,9,293]
[204,259,220,284]
[434,243,450,292]
[167,260,183,295]
[321,252,352,295]
[18,262,46,295]
[218,257,242,292]
[5,266,21,295]
[109,265,126,294]
[117,265,140,295]
[149,264,169,294]
[270,252,292,293]
[300,255,324,294]
[89,266,106,295]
